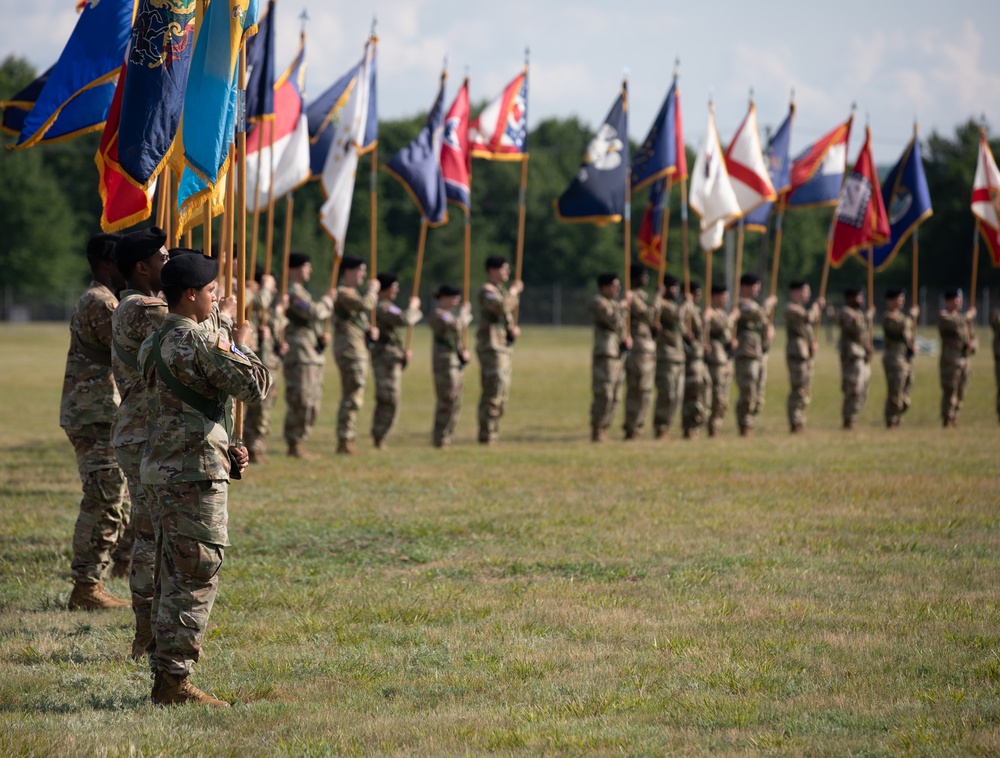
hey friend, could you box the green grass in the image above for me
[1,322,999,755]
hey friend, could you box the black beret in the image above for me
[944,287,962,300]
[844,286,862,298]
[169,247,202,259]
[485,255,508,271]
[689,280,702,293]
[740,273,761,286]
[434,283,461,298]
[376,272,398,289]
[789,279,807,290]
[340,255,365,271]
[161,254,218,290]
[662,274,679,288]
[711,283,728,295]
[884,286,904,299]
[597,273,619,287]
[288,252,310,268]
[115,227,167,268]
[86,233,122,261]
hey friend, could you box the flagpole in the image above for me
[370,143,379,327]
[279,191,293,285]
[911,229,919,309]
[156,173,169,229]
[512,153,529,328]
[733,218,745,296]
[971,220,982,311]
[462,207,471,350]
[224,146,237,295]
[250,120,266,272]
[767,196,786,327]
[262,119,277,283]
[657,176,674,286]
[233,44,249,445]
[867,244,874,350]
[680,176,690,296]
[404,218,429,352]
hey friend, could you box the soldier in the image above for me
[244,268,285,464]
[60,232,131,611]
[882,286,918,428]
[333,256,380,454]
[430,284,472,448]
[111,228,170,657]
[704,283,736,437]
[838,286,875,429]
[653,274,684,439]
[590,273,632,442]
[733,273,777,436]
[371,272,422,449]
[623,263,656,440]
[138,253,271,707]
[938,288,977,427]
[992,302,1000,422]
[681,281,709,439]
[785,280,825,433]
[476,255,523,445]
[283,253,336,459]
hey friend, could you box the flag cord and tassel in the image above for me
[657,176,674,287]
[404,218,429,352]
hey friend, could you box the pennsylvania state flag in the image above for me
[556,84,628,225]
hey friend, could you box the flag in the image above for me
[245,0,276,123]
[861,130,933,270]
[787,116,852,208]
[12,0,132,148]
[688,105,742,251]
[723,102,777,220]
[118,0,198,189]
[441,78,471,210]
[384,73,448,226]
[829,126,890,267]
[743,104,794,230]
[469,70,527,161]
[246,38,311,210]
[1,67,51,137]
[971,129,1000,266]
[637,178,666,268]
[555,84,628,225]
[632,76,687,191]
[318,38,377,253]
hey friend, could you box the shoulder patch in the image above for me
[388,305,402,315]
[294,298,310,310]
[140,296,166,307]
[216,335,231,352]
[439,311,454,323]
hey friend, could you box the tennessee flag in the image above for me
[469,70,527,161]
[971,128,1000,266]
[788,116,852,208]
[724,101,777,218]
[441,78,471,210]
[688,104,742,252]
[829,126,889,267]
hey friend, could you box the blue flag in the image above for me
[860,133,932,271]
[384,75,447,225]
[1,67,51,137]
[556,84,628,224]
[743,104,794,230]
[245,0,276,121]
[632,77,686,191]
[13,0,132,148]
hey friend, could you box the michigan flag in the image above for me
[689,104,742,252]
[742,104,794,230]
[632,76,686,191]
[788,116,852,208]
[441,78,471,210]
[829,126,890,267]
[469,69,527,161]
[971,128,1000,266]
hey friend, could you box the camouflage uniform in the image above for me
[992,307,1000,420]
[590,294,627,434]
[623,289,656,438]
[476,282,519,443]
[882,310,916,427]
[431,306,473,447]
[705,308,734,436]
[681,301,709,434]
[138,314,271,677]
[938,310,975,425]
[734,297,772,431]
[371,298,423,444]
[838,305,872,426]
[60,281,128,586]
[244,286,284,456]
[653,296,685,435]
[334,284,378,443]
[785,301,822,430]
[283,282,333,445]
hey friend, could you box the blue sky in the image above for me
[5,0,1000,160]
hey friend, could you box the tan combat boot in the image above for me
[287,440,317,460]
[130,614,154,662]
[373,437,386,451]
[67,581,131,611]
[155,670,230,707]
[336,439,357,455]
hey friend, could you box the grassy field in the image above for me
[1,321,999,755]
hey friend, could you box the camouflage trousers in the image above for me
[706,361,732,435]
[433,358,464,446]
[682,359,709,433]
[591,355,625,432]
[115,442,155,645]
[147,480,227,676]
[283,361,324,444]
[883,356,913,427]
[653,360,684,434]
[245,361,279,453]
[735,356,768,431]
[841,356,871,424]
[335,354,368,443]
[786,357,814,429]
[477,349,512,443]
[371,355,404,443]
[623,348,655,437]
[64,423,129,584]
[995,357,1000,419]
[940,357,970,424]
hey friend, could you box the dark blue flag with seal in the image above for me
[743,103,794,231]
[245,0,276,122]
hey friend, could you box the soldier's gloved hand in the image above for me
[219,295,238,320]
[234,320,254,345]
[229,445,249,474]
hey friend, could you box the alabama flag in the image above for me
[788,116,852,208]
[441,78,471,210]
[829,126,889,267]
[689,105,742,252]
[724,101,776,217]
[971,128,1000,266]
[469,70,527,160]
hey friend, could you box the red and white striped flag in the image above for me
[971,128,1000,265]
[724,102,776,216]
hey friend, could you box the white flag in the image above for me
[689,106,742,251]
[724,102,776,215]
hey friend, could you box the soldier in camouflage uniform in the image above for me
[881,286,918,428]
[705,283,736,437]
[371,272,422,449]
[590,273,632,442]
[734,274,777,436]
[476,256,523,444]
[623,263,657,440]
[938,288,977,427]
[430,285,472,448]
[785,280,825,433]
[681,281,709,439]
[138,254,271,707]
[244,268,285,463]
[61,233,131,611]
[838,286,875,429]
[653,275,684,439]
[333,256,380,454]
[991,303,1000,422]
[283,253,336,459]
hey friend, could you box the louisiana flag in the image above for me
[861,128,933,270]
[307,50,378,179]
[632,76,686,191]
[742,104,794,230]
[971,128,1000,266]
[788,116,852,208]
[469,69,527,161]
[1,67,51,137]
[637,178,666,268]
[441,78,471,210]
[829,126,889,267]
[555,83,628,225]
